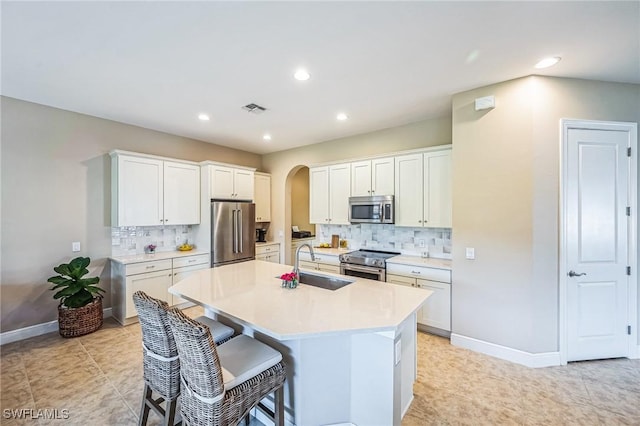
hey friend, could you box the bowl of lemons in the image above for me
[177,243,194,251]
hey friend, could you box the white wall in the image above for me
[0,96,262,332]
[451,76,640,353]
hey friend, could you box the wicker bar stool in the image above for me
[166,307,287,426]
[133,291,235,426]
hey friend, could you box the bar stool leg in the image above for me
[275,387,284,426]
[138,384,152,426]
[163,399,178,426]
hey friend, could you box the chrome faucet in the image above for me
[293,243,315,279]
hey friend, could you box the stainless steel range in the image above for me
[339,249,400,281]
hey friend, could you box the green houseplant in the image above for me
[48,256,105,337]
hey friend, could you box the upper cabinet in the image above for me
[254,172,271,222]
[111,151,200,227]
[309,164,350,225]
[395,148,451,228]
[210,165,254,200]
[351,157,395,196]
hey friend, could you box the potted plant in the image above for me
[48,256,105,337]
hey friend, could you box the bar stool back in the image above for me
[132,291,234,426]
[167,307,286,426]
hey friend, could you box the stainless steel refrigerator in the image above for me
[211,200,256,267]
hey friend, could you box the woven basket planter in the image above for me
[58,298,103,338]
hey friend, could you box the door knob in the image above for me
[568,270,586,277]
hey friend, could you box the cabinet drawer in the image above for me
[386,263,451,283]
[173,254,209,269]
[256,253,280,263]
[126,259,172,276]
[298,260,318,270]
[299,252,339,265]
[386,273,417,287]
[256,244,280,255]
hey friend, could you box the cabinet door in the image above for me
[254,174,271,221]
[115,156,164,226]
[329,164,351,225]
[395,154,424,227]
[417,279,451,331]
[164,161,200,225]
[172,264,207,306]
[210,165,235,199]
[126,270,172,318]
[234,169,255,201]
[424,150,452,228]
[309,167,330,224]
[371,157,395,196]
[351,160,372,196]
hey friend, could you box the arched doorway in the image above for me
[284,165,311,264]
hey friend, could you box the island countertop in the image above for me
[169,260,431,341]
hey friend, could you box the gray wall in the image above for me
[451,76,640,353]
[0,96,261,332]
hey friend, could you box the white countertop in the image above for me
[109,249,209,265]
[307,247,351,256]
[169,260,431,341]
[386,255,452,270]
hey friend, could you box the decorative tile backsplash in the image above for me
[111,225,194,256]
[316,224,452,259]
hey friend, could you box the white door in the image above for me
[254,173,271,222]
[117,156,164,226]
[566,125,632,361]
[164,161,200,225]
[309,166,329,224]
[233,169,255,200]
[395,153,424,227]
[424,150,452,228]
[329,164,351,225]
[371,157,395,196]
[210,165,235,199]
[351,160,372,196]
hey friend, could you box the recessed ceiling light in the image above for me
[263,134,272,141]
[294,68,310,81]
[198,113,210,121]
[534,56,561,69]
[336,113,348,121]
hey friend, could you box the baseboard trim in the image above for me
[0,307,113,346]
[450,333,561,368]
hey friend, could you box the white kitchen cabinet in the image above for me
[309,164,350,225]
[210,165,255,200]
[111,151,200,226]
[394,148,452,228]
[111,253,210,325]
[171,254,210,305]
[164,161,201,225]
[386,262,451,334]
[254,173,271,222]
[256,242,280,263]
[351,157,395,197]
[298,251,341,274]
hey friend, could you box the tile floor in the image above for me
[1,307,639,425]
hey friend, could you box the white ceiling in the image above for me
[2,1,639,154]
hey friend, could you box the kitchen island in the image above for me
[169,260,431,426]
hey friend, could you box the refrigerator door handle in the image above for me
[238,209,243,253]
[232,209,238,253]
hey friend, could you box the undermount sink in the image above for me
[277,272,355,291]
[299,272,354,290]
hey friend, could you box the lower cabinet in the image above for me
[256,242,280,263]
[111,253,210,325]
[298,252,341,274]
[386,262,451,335]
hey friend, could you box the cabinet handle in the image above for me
[418,220,422,223]
[169,274,172,277]
[146,265,156,269]
[188,259,197,263]
[174,273,177,276]
[411,270,421,275]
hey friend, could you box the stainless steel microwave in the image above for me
[348,195,395,224]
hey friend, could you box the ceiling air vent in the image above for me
[242,103,267,114]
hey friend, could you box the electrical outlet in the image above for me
[72,242,81,252]
[419,239,425,248]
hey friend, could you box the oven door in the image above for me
[340,263,385,281]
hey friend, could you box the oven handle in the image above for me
[341,263,384,274]
[381,202,386,222]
